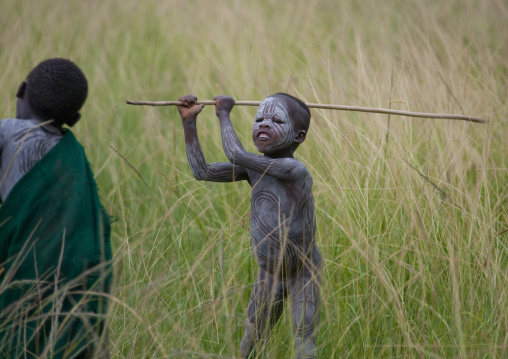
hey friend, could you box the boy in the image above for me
[0,58,112,358]
[178,93,321,358]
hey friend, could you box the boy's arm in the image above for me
[214,96,309,182]
[178,95,248,182]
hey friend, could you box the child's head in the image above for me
[252,93,311,156]
[16,58,88,127]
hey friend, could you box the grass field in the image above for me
[1,0,508,357]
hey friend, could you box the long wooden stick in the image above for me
[126,100,485,123]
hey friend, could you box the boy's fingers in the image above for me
[179,95,198,107]
[213,95,228,104]
[213,95,235,107]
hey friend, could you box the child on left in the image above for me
[0,58,112,359]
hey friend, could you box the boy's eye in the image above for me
[255,118,263,122]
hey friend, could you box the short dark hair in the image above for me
[271,93,311,133]
[26,58,88,126]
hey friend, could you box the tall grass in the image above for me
[1,0,507,357]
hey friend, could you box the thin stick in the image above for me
[126,100,485,123]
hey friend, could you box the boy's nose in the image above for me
[260,121,271,128]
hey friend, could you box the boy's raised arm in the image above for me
[214,96,308,182]
[178,95,248,182]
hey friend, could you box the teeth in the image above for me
[259,133,269,139]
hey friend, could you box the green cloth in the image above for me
[0,130,112,358]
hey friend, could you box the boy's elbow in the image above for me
[188,160,208,180]
[225,148,246,164]
[191,169,207,181]
[225,153,236,163]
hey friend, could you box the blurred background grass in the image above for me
[1,0,507,357]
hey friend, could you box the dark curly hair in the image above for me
[271,93,311,133]
[26,58,88,127]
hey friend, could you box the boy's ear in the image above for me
[66,113,81,127]
[16,81,27,98]
[294,130,307,144]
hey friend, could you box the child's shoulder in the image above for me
[290,157,310,171]
[0,118,18,129]
[0,118,37,134]
[0,119,63,147]
[279,157,312,181]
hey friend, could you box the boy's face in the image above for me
[252,97,298,155]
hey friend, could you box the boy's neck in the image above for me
[264,149,295,159]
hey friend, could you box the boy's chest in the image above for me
[247,171,310,213]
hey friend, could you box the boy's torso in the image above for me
[246,167,317,275]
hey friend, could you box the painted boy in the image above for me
[0,58,111,358]
[177,93,321,358]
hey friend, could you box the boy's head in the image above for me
[252,93,311,156]
[16,58,88,127]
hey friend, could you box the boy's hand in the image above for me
[178,95,204,121]
[213,95,235,117]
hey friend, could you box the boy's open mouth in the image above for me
[257,132,270,139]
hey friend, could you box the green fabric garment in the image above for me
[0,130,112,358]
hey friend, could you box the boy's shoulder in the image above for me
[271,156,313,182]
[1,118,63,137]
[0,118,38,134]
[287,157,310,171]
[0,117,18,129]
